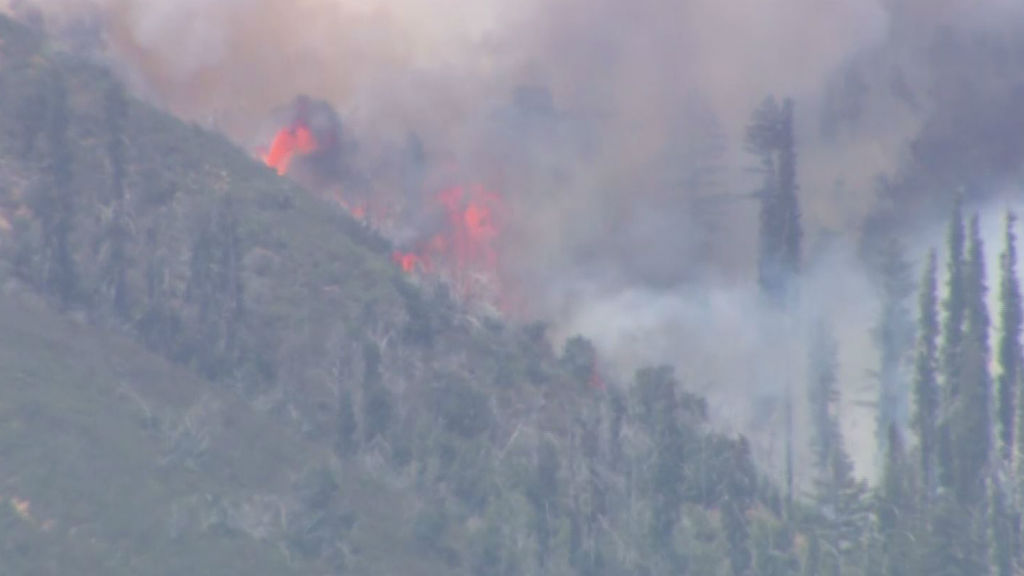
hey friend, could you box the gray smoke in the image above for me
[16,0,1024,481]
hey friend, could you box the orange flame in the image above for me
[263,124,318,175]
[394,185,504,305]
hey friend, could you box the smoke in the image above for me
[18,0,1024,480]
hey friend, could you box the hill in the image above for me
[0,14,802,576]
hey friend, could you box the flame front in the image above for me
[263,124,318,175]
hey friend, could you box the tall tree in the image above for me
[808,321,869,576]
[997,212,1022,464]
[938,196,966,492]
[954,214,990,506]
[940,214,994,576]
[747,96,802,513]
[912,250,940,503]
[747,96,802,308]
[874,238,915,458]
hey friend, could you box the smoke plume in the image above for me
[18,0,1024,480]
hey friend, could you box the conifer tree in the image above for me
[747,97,802,514]
[997,212,1021,464]
[924,209,993,576]
[938,196,966,492]
[913,250,940,502]
[808,322,869,575]
[955,214,990,506]
[747,96,802,308]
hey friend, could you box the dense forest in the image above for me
[1,5,1024,576]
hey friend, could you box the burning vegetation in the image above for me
[261,96,506,311]
[391,185,503,303]
[262,123,317,176]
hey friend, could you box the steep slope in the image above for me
[0,13,806,576]
[0,291,431,575]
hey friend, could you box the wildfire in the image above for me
[257,98,507,310]
[392,185,504,304]
[262,123,318,175]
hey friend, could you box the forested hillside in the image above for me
[0,13,792,576]
[7,6,1024,576]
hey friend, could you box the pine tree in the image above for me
[923,208,993,576]
[913,250,940,502]
[938,196,966,492]
[776,99,801,301]
[997,212,1022,464]
[808,322,869,575]
[874,239,915,458]
[954,214,990,506]
[747,96,802,514]
[747,96,802,308]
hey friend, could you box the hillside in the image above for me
[0,14,805,576]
